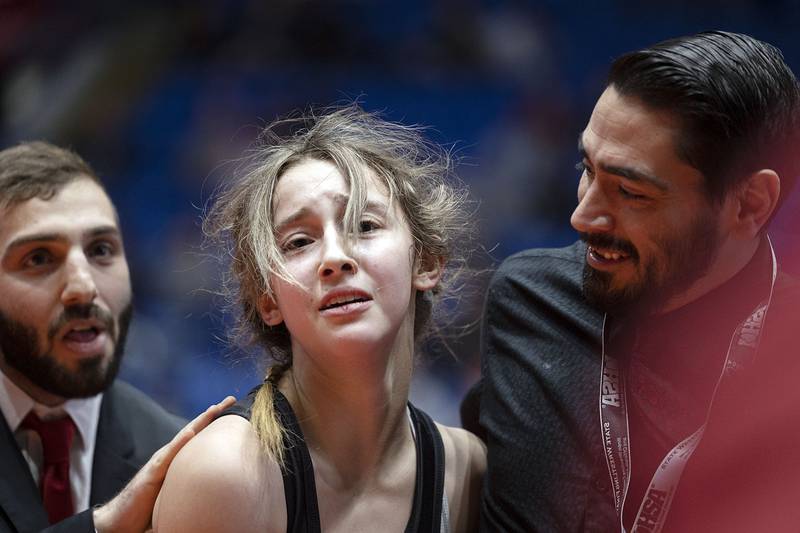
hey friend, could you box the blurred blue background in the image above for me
[2,0,798,425]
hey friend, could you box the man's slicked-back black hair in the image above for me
[608,31,800,209]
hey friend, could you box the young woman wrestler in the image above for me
[152,105,485,532]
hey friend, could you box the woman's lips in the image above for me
[319,299,373,317]
[318,289,372,311]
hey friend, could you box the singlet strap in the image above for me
[219,389,446,533]
[274,389,321,533]
[405,403,446,533]
[218,391,252,419]
[218,386,320,533]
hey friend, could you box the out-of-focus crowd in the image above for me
[2,0,798,423]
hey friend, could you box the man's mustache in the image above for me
[47,304,115,339]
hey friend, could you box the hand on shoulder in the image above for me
[152,415,286,533]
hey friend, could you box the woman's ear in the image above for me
[258,293,284,326]
[413,253,444,292]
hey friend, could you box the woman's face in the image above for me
[260,159,437,361]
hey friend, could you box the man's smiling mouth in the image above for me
[588,245,631,262]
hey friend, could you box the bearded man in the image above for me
[469,31,800,532]
[0,141,232,533]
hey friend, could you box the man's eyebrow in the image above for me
[87,225,121,239]
[577,132,669,191]
[6,225,121,251]
[5,233,64,251]
[602,163,669,191]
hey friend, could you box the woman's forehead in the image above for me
[273,158,392,215]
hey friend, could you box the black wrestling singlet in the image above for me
[222,386,446,532]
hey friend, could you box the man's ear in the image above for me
[730,169,780,238]
[413,253,444,292]
[258,293,284,326]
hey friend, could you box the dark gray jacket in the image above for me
[0,381,184,533]
[470,240,800,532]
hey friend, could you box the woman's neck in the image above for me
[279,324,416,489]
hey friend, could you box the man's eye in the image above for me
[89,241,116,258]
[619,186,646,200]
[22,250,53,268]
[575,160,594,177]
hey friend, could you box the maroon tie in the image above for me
[20,412,76,524]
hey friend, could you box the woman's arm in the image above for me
[152,415,286,533]
[439,424,487,533]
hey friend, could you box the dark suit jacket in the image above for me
[0,381,184,533]
[469,242,609,532]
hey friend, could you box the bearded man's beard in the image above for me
[0,303,132,398]
[580,212,722,316]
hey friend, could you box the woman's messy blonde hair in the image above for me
[204,104,471,464]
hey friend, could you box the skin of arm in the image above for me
[151,414,286,533]
[438,424,487,533]
[92,396,235,533]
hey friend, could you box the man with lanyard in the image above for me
[469,31,800,532]
[0,141,233,532]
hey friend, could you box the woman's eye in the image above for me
[359,220,380,233]
[283,236,313,251]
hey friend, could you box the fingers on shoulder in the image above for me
[184,415,272,480]
[181,396,237,438]
[155,416,272,532]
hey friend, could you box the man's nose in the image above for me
[317,231,358,280]
[570,180,614,234]
[60,251,98,306]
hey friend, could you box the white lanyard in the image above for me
[599,238,777,533]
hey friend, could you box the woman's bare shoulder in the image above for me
[153,415,286,533]
[436,423,487,533]
[438,423,487,473]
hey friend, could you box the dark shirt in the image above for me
[617,238,773,529]
[470,239,800,532]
